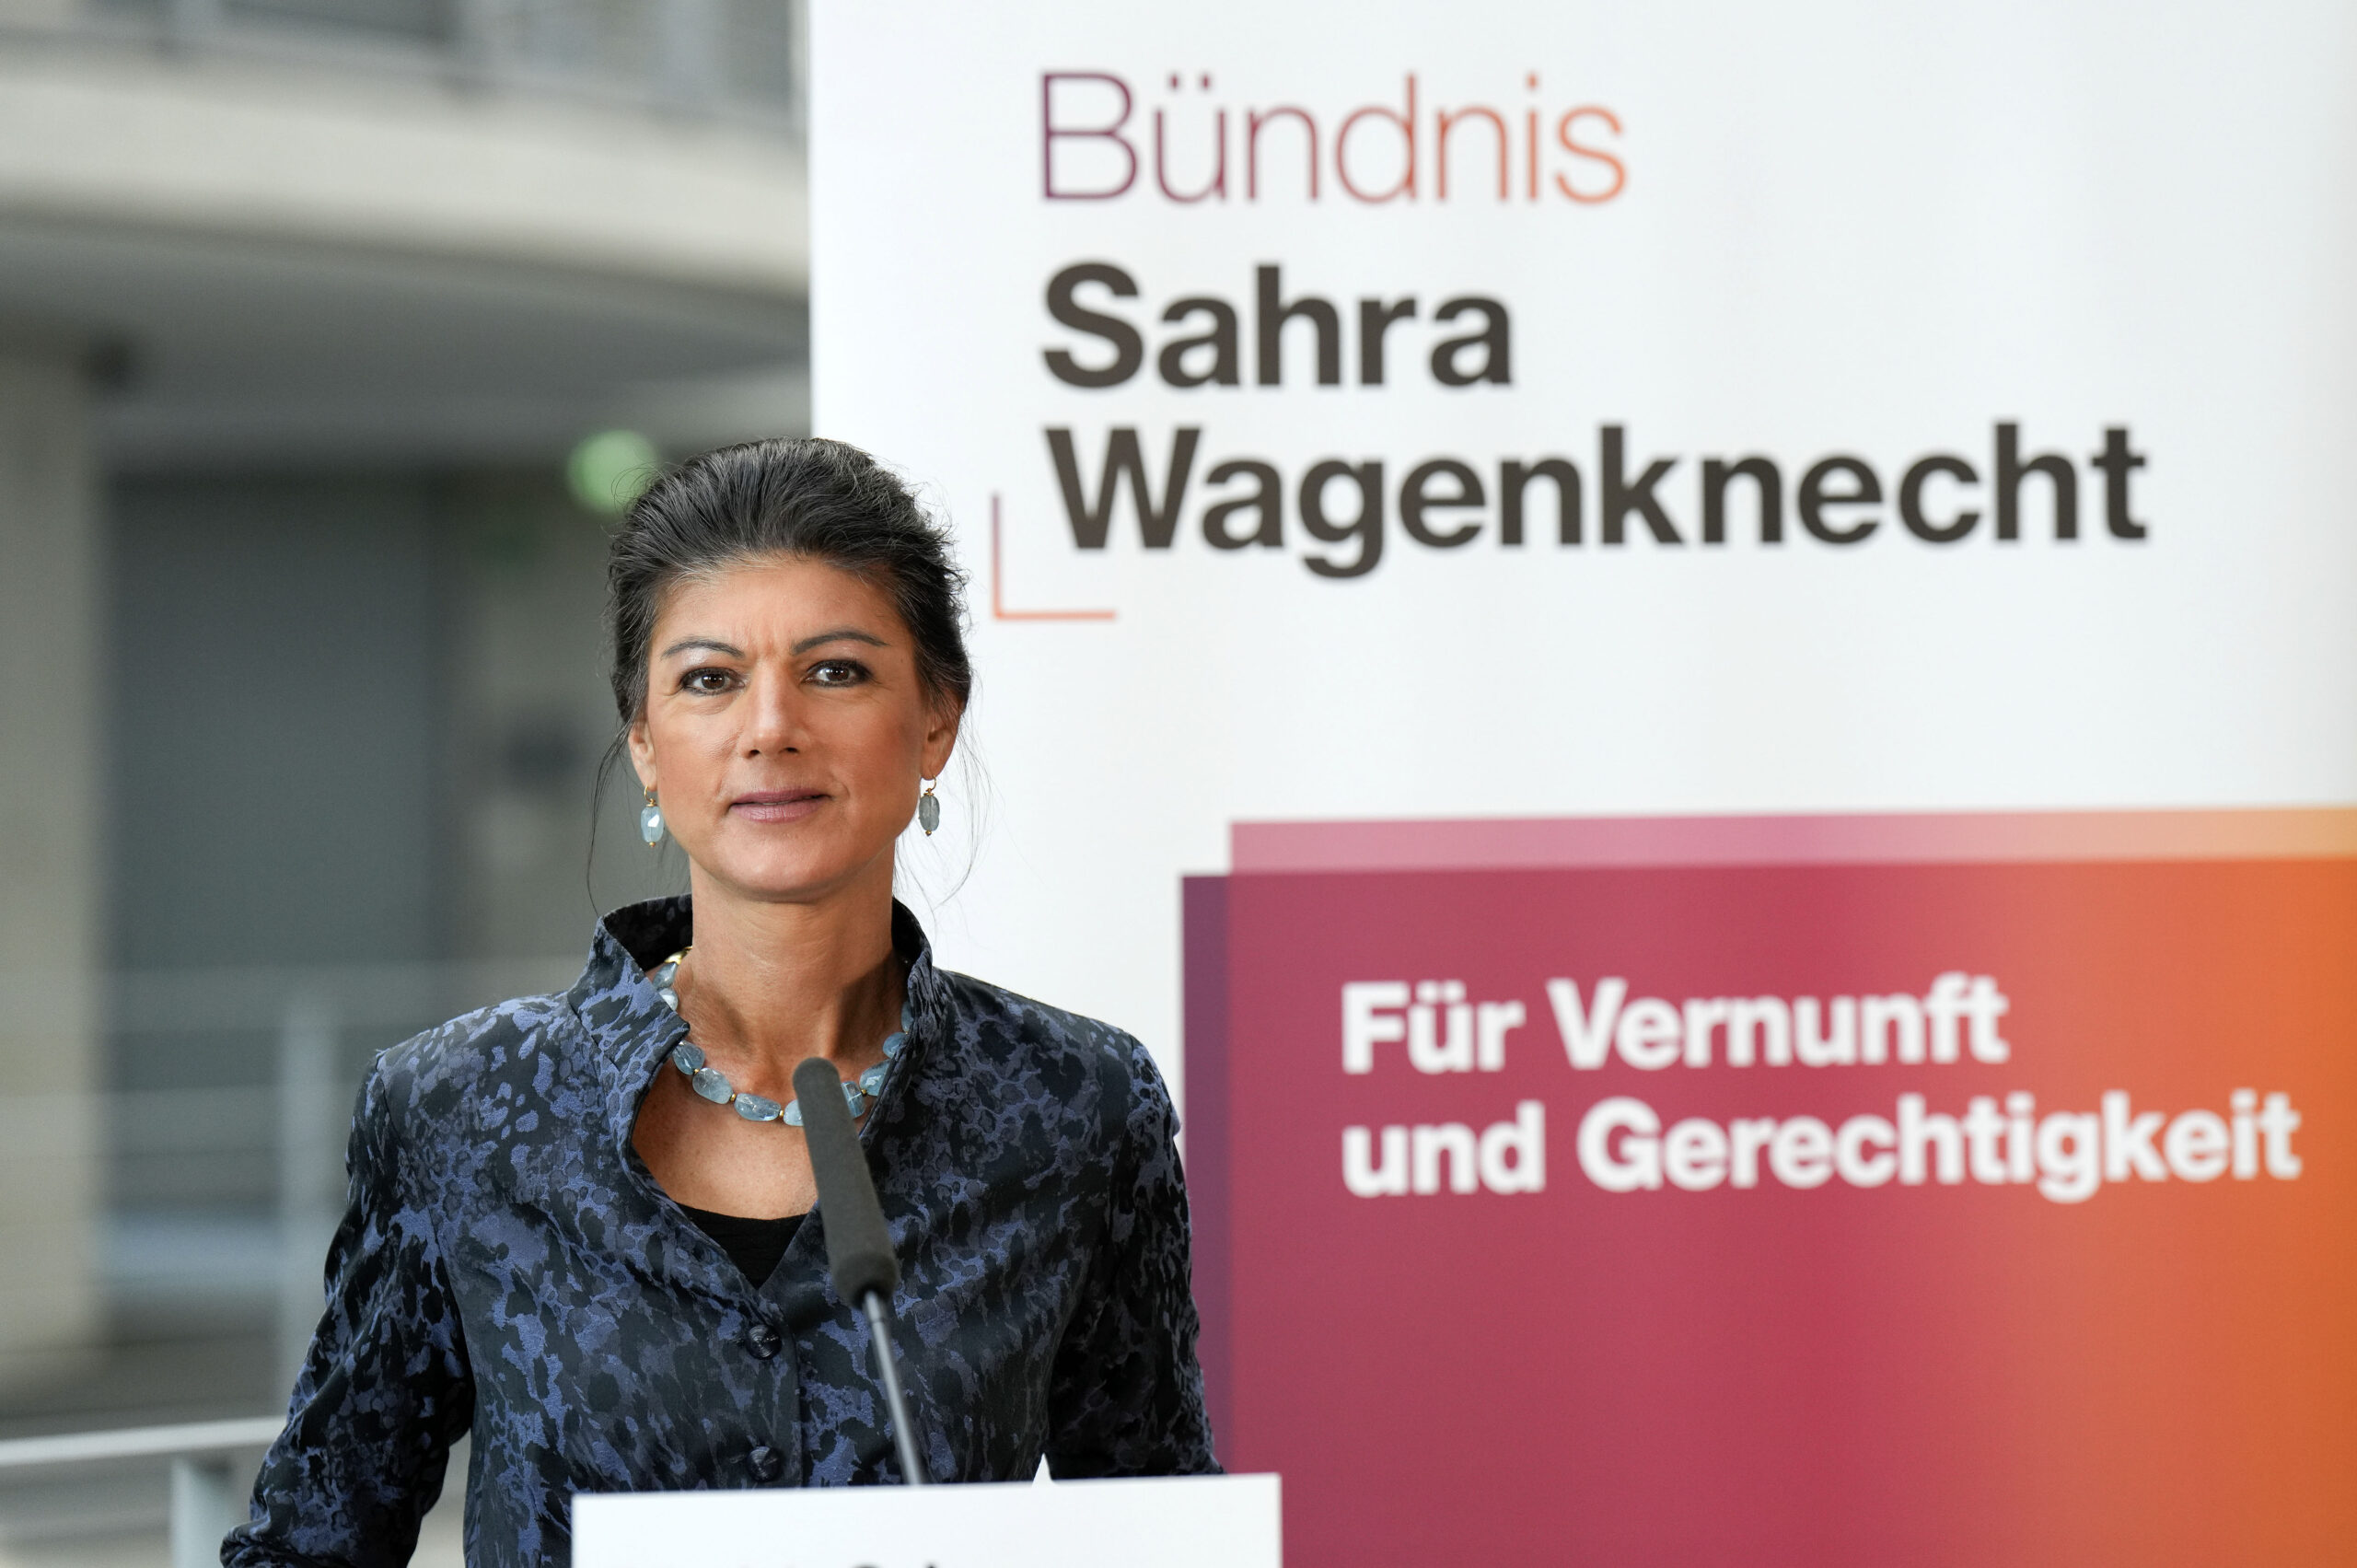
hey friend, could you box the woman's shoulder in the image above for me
[930,968,1176,1132]
[935,967,1155,1065]
[363,989,585,1129]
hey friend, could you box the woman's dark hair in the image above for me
[604,436,972,724]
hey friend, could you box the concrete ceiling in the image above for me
[0,39,811,468]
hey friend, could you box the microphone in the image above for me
[793,1057,932,1485]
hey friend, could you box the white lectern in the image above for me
[573,1472,1281,1568]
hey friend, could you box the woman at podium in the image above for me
[226,439,1219,1567]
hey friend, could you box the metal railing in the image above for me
[15,0,803,131]
[0,1418,284,1568]
[98,955,580,1376]
[0,957,566,1556]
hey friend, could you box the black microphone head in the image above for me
[793,1057,900,1305]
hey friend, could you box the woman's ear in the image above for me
[626,713,656,792]
[921,698,963,780]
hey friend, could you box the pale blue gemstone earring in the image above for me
[640,786,665,847]
[917,779,940,835]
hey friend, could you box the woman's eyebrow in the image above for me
[657,636,746,659]
[790,628,888,655]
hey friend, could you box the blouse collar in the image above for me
[568,894,953,1169]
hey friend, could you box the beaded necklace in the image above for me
[650,948,907,1128]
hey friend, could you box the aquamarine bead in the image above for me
[656,986,908,1132]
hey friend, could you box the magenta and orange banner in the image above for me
[1187,810,2357,1565]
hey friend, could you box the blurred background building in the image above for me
[0,3,807,1557]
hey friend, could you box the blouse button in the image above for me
[745,1322,783,1360]
[748,1445,785,1483]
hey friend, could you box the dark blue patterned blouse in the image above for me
[225,898,1217,1568]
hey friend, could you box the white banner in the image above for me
[811,0,2357,1085]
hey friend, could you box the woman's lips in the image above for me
[730,790,826,823]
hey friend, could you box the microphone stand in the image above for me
[860,1292,930,1486]
[794,1057,933,1486]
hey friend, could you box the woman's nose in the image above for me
[740,670,804,755]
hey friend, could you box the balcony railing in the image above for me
[0,1418,288,1568]
[1,957,569,1557]
[18,0,801,130]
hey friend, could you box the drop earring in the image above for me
[640,786,665,847]
[917,780,941,836]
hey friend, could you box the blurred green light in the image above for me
[567,429,660,516]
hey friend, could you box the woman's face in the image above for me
[627,553,958,907]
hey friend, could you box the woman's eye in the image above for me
[809,659,870,687]
[681,668,734,694]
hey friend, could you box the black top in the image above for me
[680,1204,805,1289]
[228,896,1216,1568]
